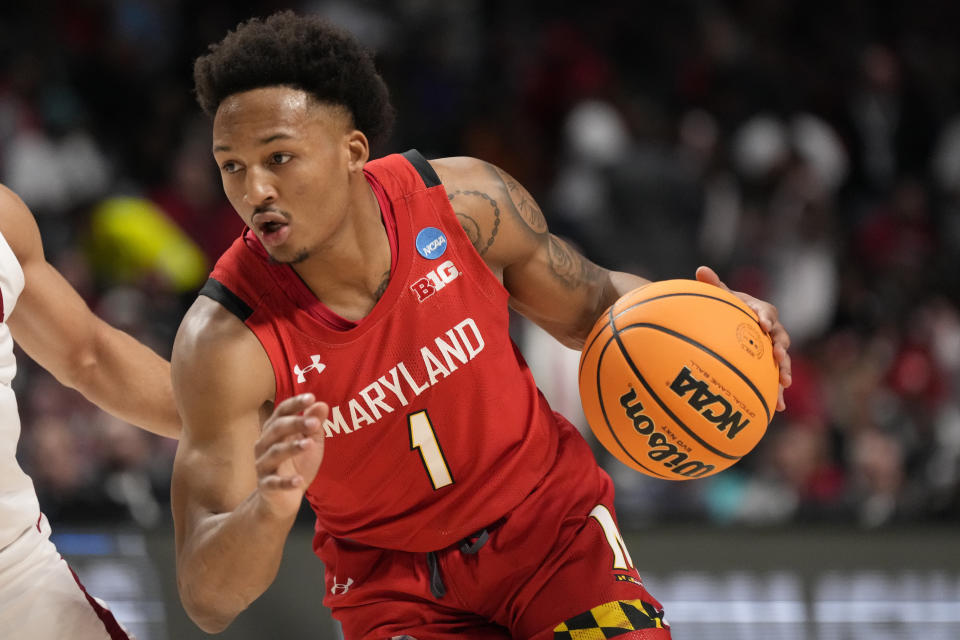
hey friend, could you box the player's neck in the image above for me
[291,180,390,321]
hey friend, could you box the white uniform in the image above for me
[0,230,132,639]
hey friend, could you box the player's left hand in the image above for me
[696,265,792,412]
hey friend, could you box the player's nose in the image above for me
[244,168,278,206]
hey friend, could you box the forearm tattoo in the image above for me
[490,165,605,290]
[447,190,500,256]
[546,236,588,289]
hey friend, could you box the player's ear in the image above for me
[345,129,369,172]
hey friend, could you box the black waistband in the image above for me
[456,517,505,554]
[426,517,506,599]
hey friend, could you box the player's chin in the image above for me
[266,246,312,265]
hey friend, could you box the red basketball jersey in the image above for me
[203,151,561,552]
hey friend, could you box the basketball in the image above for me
[578,279,779,480]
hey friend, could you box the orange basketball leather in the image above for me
[578,280,778,480]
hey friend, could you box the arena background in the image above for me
[3,1,959,638]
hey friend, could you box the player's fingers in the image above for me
[258,474,305,492]
[744,298,777,333]
[769,319,792,353]
[302,402,329,429]
[778,386,786,412]
[255,415,322,456]
[272,393,318,418]
[695,265,727,290]
[255,437,316,478]
[774,342,793,388]
[302,404,329,449]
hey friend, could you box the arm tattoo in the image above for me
[456,213,481,248]
[447,190,500,255]
[490,164,602,290]
[373,270,391,301]
[492,166,548,234]
[547,236,605,289]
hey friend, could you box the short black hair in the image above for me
[193,11,395,148]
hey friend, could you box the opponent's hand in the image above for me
[253,393,328,518]
[696,266,792,411]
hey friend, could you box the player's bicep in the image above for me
[170,299,274,547]
[441,161,550,267]
[449,161,610,347]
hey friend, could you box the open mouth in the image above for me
[259,220,286,234]
[252,211,291,247]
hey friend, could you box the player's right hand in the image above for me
[253,393,328,518]
[695,265,792,411]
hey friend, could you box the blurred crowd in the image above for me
[4,0,960,530]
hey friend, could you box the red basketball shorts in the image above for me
[314,415,672,640]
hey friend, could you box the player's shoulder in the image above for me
[173,295,275,406]
[174,296,263,372]
[176,296,250,355]
[427,156,496,189]
[426,156,519,217]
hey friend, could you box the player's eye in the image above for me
[270,152,292,165]
[221,161,242,174]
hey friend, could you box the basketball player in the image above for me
[0,185,180,638]
[171,12,792,639]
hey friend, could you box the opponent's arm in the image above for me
[431,158,792,408]
[0,185,180,438]
[170,297,327,633]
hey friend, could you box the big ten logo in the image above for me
[411,260,460,302]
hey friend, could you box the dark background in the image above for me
[2,1,959,638]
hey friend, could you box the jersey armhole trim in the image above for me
[199,277,253,322]
[401,149,441,188]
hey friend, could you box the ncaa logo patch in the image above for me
[416,227,447,260]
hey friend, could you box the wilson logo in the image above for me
[669,366,751,439]
[411,260,460,302]
[619,389,716,478]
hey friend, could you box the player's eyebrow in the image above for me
[213,133,294,153]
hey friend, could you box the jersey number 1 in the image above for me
[408,410,454,490]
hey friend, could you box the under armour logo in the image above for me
[331,576,354,595]
[293,355,325,383]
